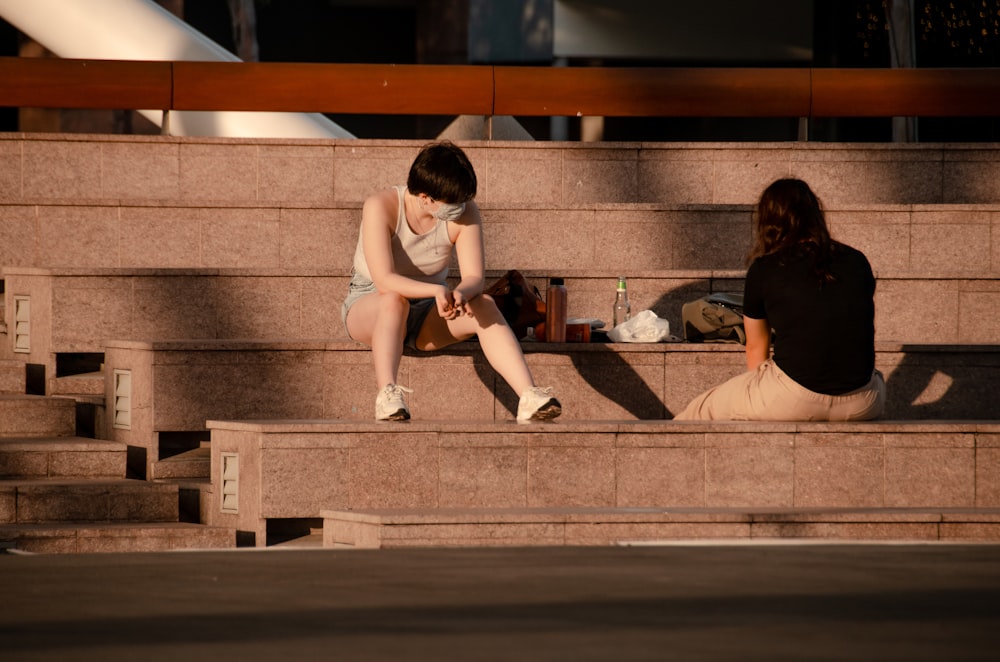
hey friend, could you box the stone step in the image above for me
[0,478,179,524]
[104,340,1000,478]
[50,371,105,397]
[173,479,214,526]
[6,265,998,385]
[3,136,999,207]
[0,359,24,394]
[0,395,75,438]
[3,200,998,278]
[0,521,236,554]
[205,419,1000,547]
[321,507,1000,549]
[151,446,210,481]
[0,437,126,479]
[48,372,107,438]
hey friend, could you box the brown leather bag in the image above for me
[484,270,546,339]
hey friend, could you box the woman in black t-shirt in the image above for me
[674,178,885,421]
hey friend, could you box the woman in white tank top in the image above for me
[342,141,561,423]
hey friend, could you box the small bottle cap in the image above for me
[550,277,564,286]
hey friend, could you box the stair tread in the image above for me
[0,477,177,490]
[323,506,1000,522]
[0,436,124,451]
[0,521,231,533]
[102,338,1000,351]
[50,372,105,397]
[150,448,211,481]
[12,265,1000,279]
[323,506,1000,549]
[0,393,73,401]
[157,447,211,463]
[0,522,237,553]
[208,418,1000,433]
[153,477,211,487]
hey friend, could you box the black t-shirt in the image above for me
[743,243,876,395]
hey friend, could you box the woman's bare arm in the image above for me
[744,316,771,371]
[450,201,486,311]
[361,191,446,300]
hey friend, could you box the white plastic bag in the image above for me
[607,309,672,342]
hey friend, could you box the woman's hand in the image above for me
[434,286,460,320]
[451,289,472,317]
[437,287,473,321]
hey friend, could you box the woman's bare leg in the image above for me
[345,291,409,388]
[416,294,535,395]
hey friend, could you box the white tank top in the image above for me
[352,186,453,285]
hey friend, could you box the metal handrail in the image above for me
[2,57,998,118]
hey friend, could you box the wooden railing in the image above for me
[1,56,999,118]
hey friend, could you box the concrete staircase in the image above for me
[0,361,235,553]
[2,133,1000,550]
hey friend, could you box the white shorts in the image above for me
[341,274,436,351]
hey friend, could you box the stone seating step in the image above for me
[161,479,215,526]
[3,200,997,278]
[0,394,76,437]
[150,446,210,481]
[0,359,24,394]
[205,419,1000,548]
[50,371,105,397]
[1,478,180,524]
[0,437,126,479]
[44,371,108,440]
[0,521,236,554]
[3,135,999,207]
[321,506,1000,549]
[105,340,1000,479]
[6,265,998,383]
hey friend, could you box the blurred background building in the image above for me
[1,0,997,141]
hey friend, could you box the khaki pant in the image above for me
[674,359,886,421]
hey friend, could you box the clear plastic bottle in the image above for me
[545,277,567,342]
[613,275,631,328]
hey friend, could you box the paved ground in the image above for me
[2,542,999,661]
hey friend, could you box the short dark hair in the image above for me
[406,141,477,204]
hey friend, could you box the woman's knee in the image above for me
[345,292,408,344]
[377,292,409,319]
[469,293,505,325]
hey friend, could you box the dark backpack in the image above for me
[682,292,746,344]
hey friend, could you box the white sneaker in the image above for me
[376,383,413,421]
[517,386,562,422]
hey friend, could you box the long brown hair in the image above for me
[748,178,837,283]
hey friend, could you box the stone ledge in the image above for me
[12,265,1000,281]
[207,419,1000,435]
[107,337,1000,354]
[0,521,236,554]
[100,340,1000,480]
[321,506,1000,549]
[207,418,1000,547]
[0,436,124,451]
[0,395,76,438]
[324,505,1000,525]
[5,197,998,213]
